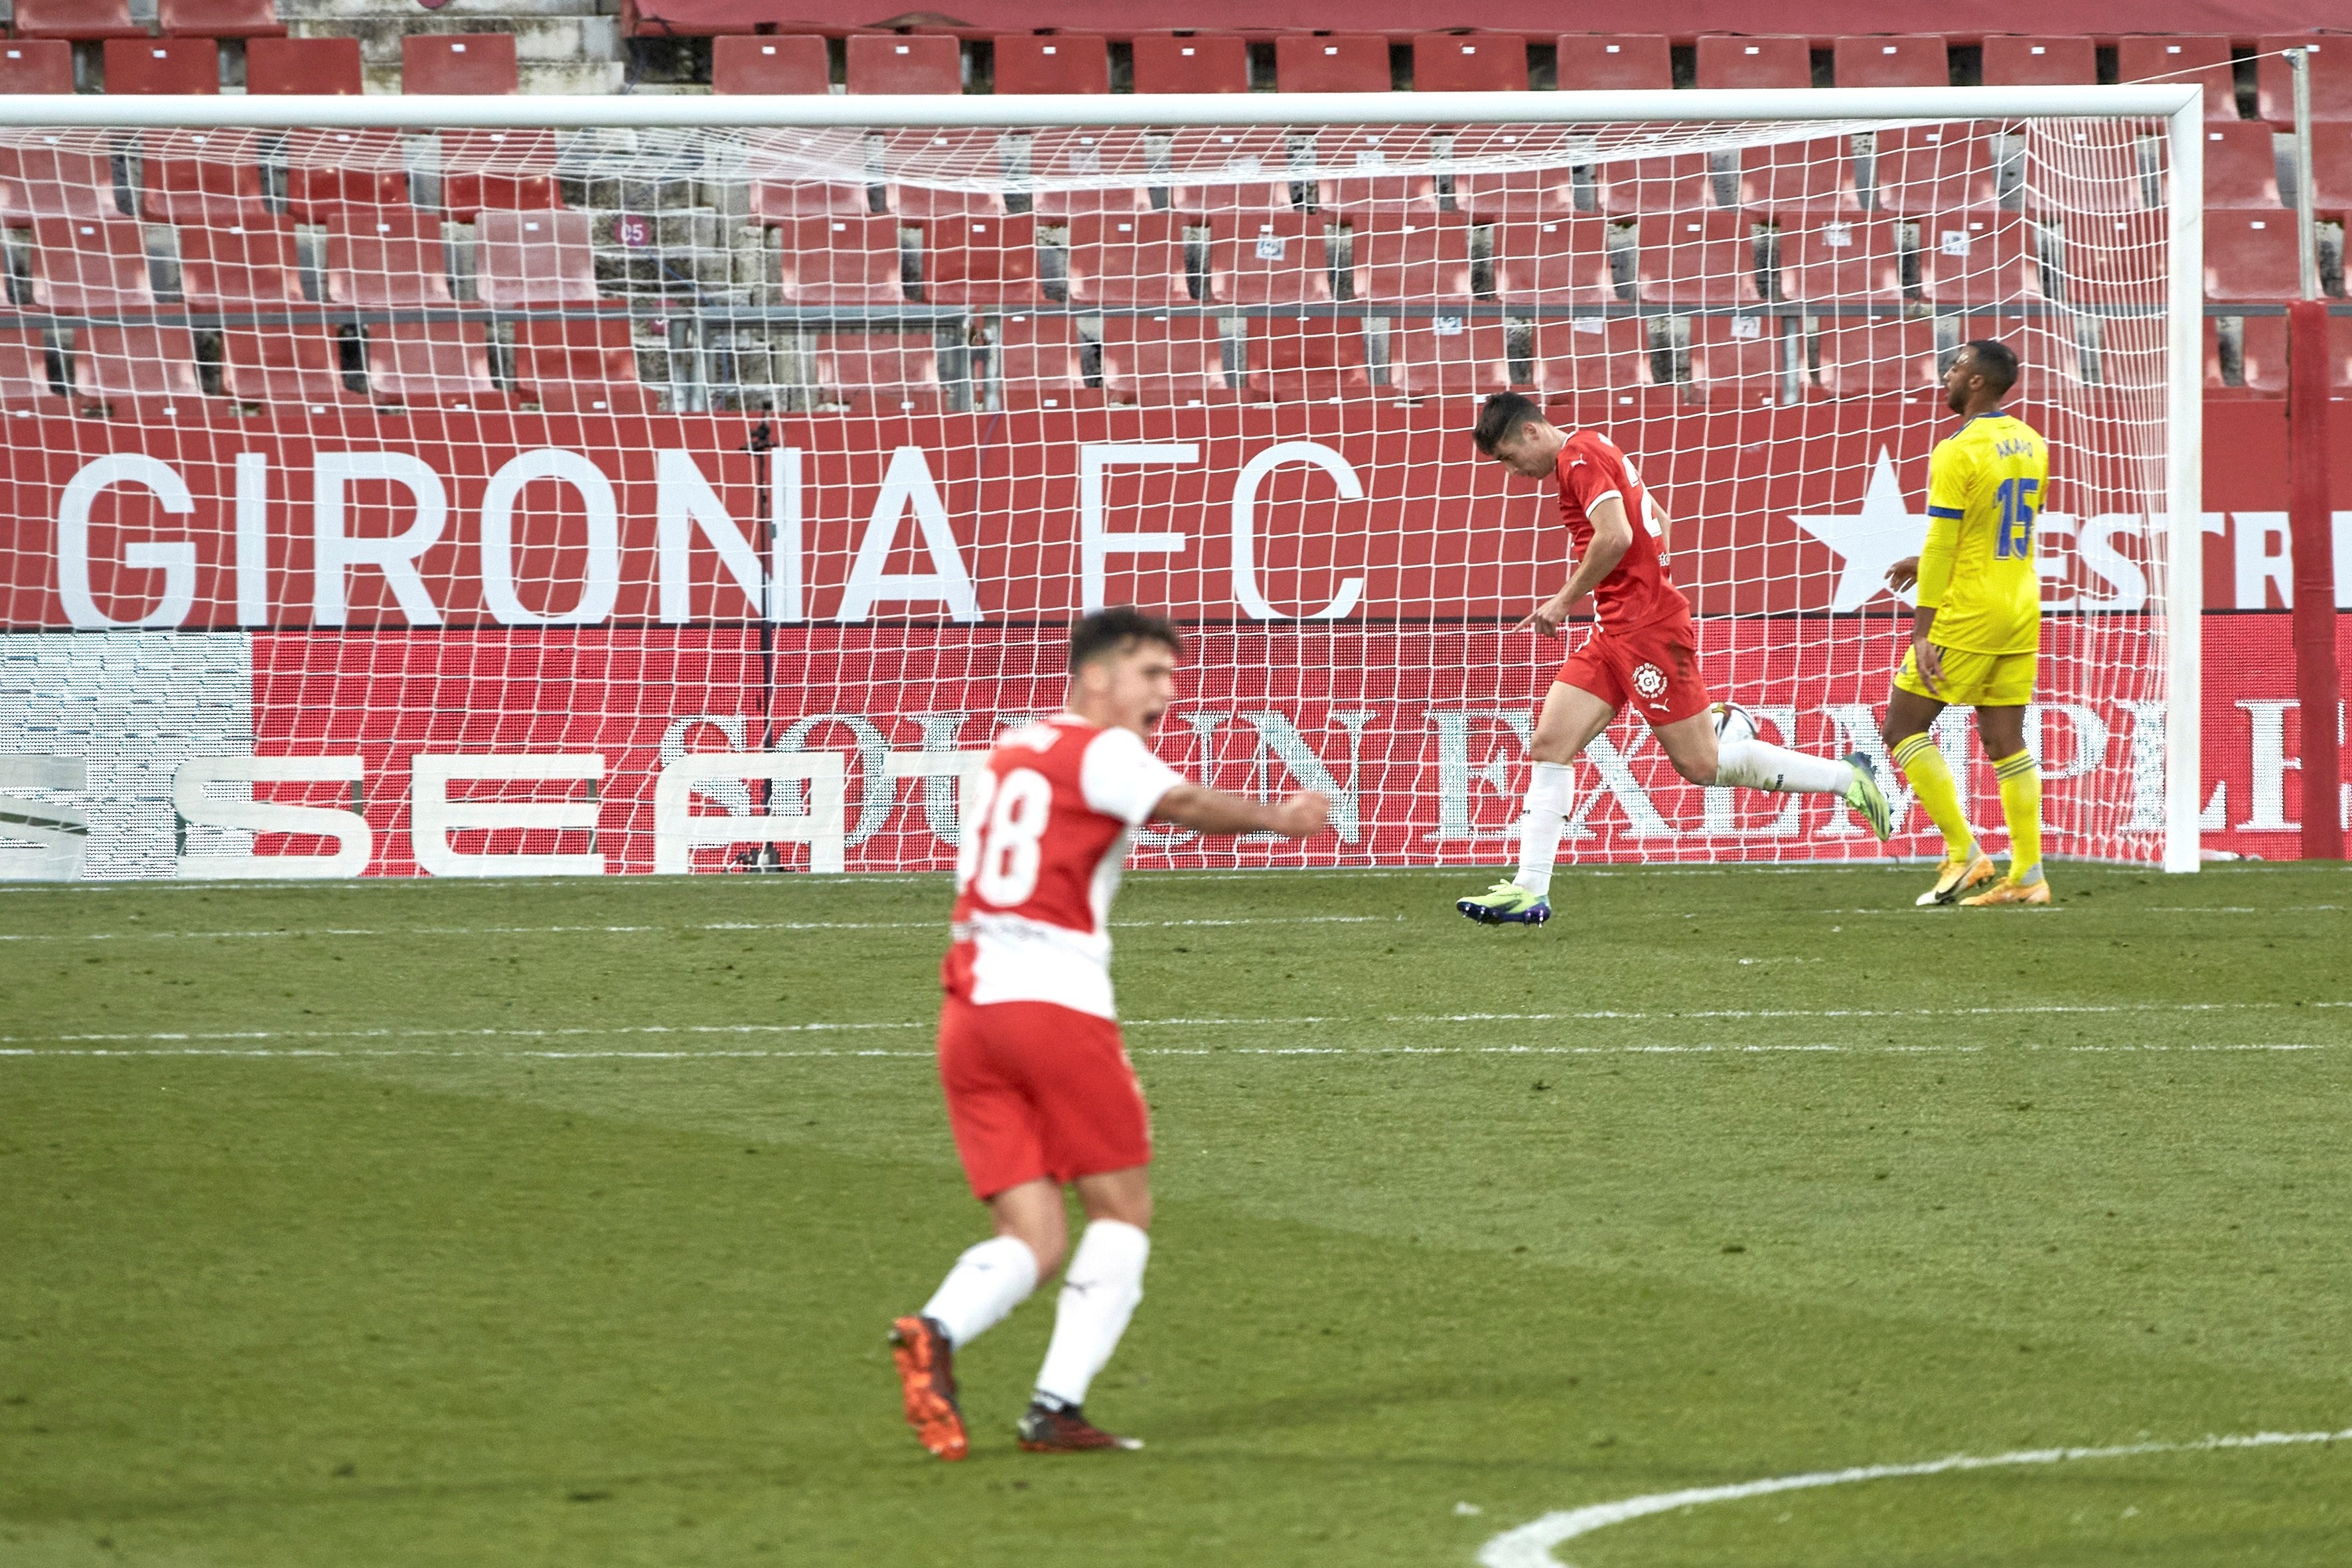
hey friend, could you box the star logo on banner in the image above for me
[1789,447,1928,612]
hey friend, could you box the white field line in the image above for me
[1477,1425,2352,1568]
[0,915,1400,943]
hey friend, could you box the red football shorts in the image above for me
[936,997,1152,1200]
[1556,618,1712,729]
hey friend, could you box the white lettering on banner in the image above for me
[234,453,269,627]
[1787,449,1922,612]
[173,755,370,880]
[2237,699,2298,833]
[838,446,982,622]
[778,714,894,843]
[882,747,990,848]
[652,751,845,874]
[2124,700,2168,833]
[1564,731,1674,839]
[313,452,449,626]
[2073,514,2150,611]
[1428,709,1534,842]
[1240,711,1370,842]
[410,753,604,877]
[56,454,197,630]
[654,449,801,624]
[2035,512,2077,610]
[1079,443,1195,613]
[658,715,753,816]
[478,449,621,626]
[2231,512,2292,610]
[0,754,88,881]
[1230,441,1365,621]
[2028,703,2108,784]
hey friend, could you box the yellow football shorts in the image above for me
[1893,644,2038,708]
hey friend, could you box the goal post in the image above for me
[0,86,2205,881]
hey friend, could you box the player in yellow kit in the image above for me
[1879,340,2053,908]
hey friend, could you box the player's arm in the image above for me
[1904,442,1971,695]
[1518,493,1635,638]
[1151,785,1328,839]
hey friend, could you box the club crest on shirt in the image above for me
[1632,662,1668,699]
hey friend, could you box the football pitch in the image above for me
[4,863,2350,1567]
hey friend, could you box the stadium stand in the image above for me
[1534,317,1658,395]
[8,0,143,40]
[283,129,409,220]
[1171,138,1301,219]
[1493,217,1617,309]
[1872,128,2003,216]
[1598,154,1718,217]
[33,217,153,312]
[441,129,563,220]
[711,35,829,96]
[1317,131,1441,218]
[1832,35,1948,90]
[1690,316,1792,405]
[220,327,352,407]
[1272,34,1388,93]
[157,0,285,38]
[992,34,1110,96]
[1980,36,2098,87]
[403,34,519,96]
[2116,36,2238,121]
[1387,317,1514,399]
[1917,212,2047,306]
[327,208,455,308]
[0,40,74,94]
[101,38,218,94]
[1778,216,1907,305]
[991,311,1091,409]
[1,145,122,223]
[511,319,640,401]
[1100,313,1230,405]
[74,326,202,405]
[2201,212,2305,300]
[2200,123,2286,208]
[1063,212,1191,308]
[1453,165,1579,221]
[365,322,502,405]
[751,179,873,224]
[476,210,600,307]
[1209,212,1335,305]
[1352,214,1475,303]
[921,214,1045,307]
[1694,35,1808,91]
[139,129,268,226]
[1132,33,1250,94]
[1250,315,1372,402]
[2256,38,2351,123]
[1555,35,1670,92]
[0,328,60,408]
[244,36,363,96]
[845,34,960,95]
[1635,212,1767,304]
[177,215,303,309]
[1413,33,1528,93]
[2310,125,2352,212]
[1736,138,1864,215]
[815,333,942,413]
[776,216,904,307]
[1813,318,1942,397]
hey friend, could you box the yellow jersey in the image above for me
[1917,410,2048,656]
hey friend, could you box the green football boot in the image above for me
[1455,880,1552,926]
[1842,751,1893,842]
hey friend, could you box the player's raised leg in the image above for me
[1960,701,2051,906]
[1883,683,1995,906]
[1456,679,1615,926]
[1655,703,1893,840]
[1021,1165,1151,1453]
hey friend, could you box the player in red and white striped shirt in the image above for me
[891,608,1328,1461]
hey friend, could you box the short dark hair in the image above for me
[1069,606,1182,672]
[1960,338,2020,397]
[1473,391,1546,457]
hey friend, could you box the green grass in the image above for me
[3,863,2349,1567]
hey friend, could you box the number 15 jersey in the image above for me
[944,714,1187,1021]
[1917,411,2049,656]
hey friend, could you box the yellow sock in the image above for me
[1992,750,2043,885]
[1891,733,1973,861]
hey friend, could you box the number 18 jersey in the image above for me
[943,714,1187,1021]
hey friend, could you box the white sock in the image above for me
[1511,761,1575,897]
[919,1234,1039,1350]
[1033,1220,1150,1409]
[1715,737,1853,796]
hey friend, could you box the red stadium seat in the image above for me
[2203,210,2304,301]
[2197,123,2284,210]
[992,34,1107,96]
[0,141,120,225]
[245,36,362,96]
[1064,210,1189,308]
[1533,317,1657,395]
[1387,316,1513,400]
[328,208,453,307]
[1413,33,1526,93]
[33,217,152,312]
[403,34,517,97]
[9,0,141,40]
[1981,36,2096,88]
[1132,34,1248,94]
[102,38,219,94]
[1831,36,1946,90]
[511,317,636,398]
[74,326,202,403]
[178,214,303,307]
[1273,35,1388,94]
[1694,35,1808,91]
[1634,212,1765,305]
[2211,314,2286,395]
[712,35,829,96]
[1351,214,1473,304]
[2308,125,2352,214]
[158,0,283,37]
[1966,316,2082,387]
[1777,216,1906,305]
[1249,315,1370,403]
[1452,164,1578,222]
[1493,216,1615,308]
[0,41,75,94]
[881,128,1007,221]
[139,128,267,226]
[534,382,652,415]
[112,394,236,425]
[1597,154,1717,217]
[1871,127,2001,216]
[0,326,60,407]
[2118,36,2236,121]
[1208,212,1333,305]
[750,180,873,224]
[1917,211,2045,306]
[222,326,350,405]
[2257,38,2352,123]
[1315,129,1439,218]
[440,129,561,220]
[2053,212,2166,304]
[1735,137,1862,215]
[1555,35,1670,92]
[920,213,1042,306]
[776,215,903,306]
[1167,128,1297,219]
[1100,313,1229,405]
[815,332,942,413]
[1690,315,1791,405]
[2025,122,2155,217]
[1027,129,1153,220]
[367,322,500,405]
[992,311,1091,409]
[283,129,408,222]
[476,209,599,307]
[1812,318,1940,397]
[845,33,960,94]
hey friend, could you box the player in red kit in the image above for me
[1455,392,1893,924]
[890,607,1329,1460]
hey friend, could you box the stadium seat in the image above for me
[845,33,960,94]
[1871,127,2001,216]
[158,0,283,37]
[33,217,152,312]
[881,128,1008,221]
[1980,36,2096,88]
[1386,316,1513,399]
[1493,216,1616,307]
[1534,317,1657,394]
[0,326,60,407]
[2197,123,2284,209]
[750,180,874,224]
[920,213,1041,306]
[328,208,453,307]
[511,317,636,399]
[712,35,830,96]
[1023,129,1155,217]
[1208,212,1333,305]
[101,38,219,94]
[1351,214,1473,304]
[1812,317,1940,397]
[476,209,599,306]
[2211,314,2286,395]
[776,214,903,305]
[283,129,409,221]
[1100,313,1229,405]
[139,128,268,226]
[2116,36,2235,121]
[2308,125,2352,214]
[221,326,348,404]
[2026,122,2156,217]
[1452,163,1579,222]
[2053,212,2166,304]
[1063,210,1189,307]
[1735,137,1863,215]
[1273,34,1388,93]
[1555,35,1670,92]
[1777,216,1906,304]
[992,34,1108,96]
[1831,36,1947,90]
[1694,35,1808,91]
[1690,315,1791,405]
[2257,38,2352,123]
[1633,212,1765,305]
[2203,210,2304,301]
[440,129,562,220]
[73,326,202,403]
[814,332,942,413]
[1917,211,2045,306]
[177,214,303,307]
[1413,33,1527,93]
[0,143,121,225]
[403,34,518,96]
[1967,315,2082,386]
[1597,154,1718,216]
[245,35,362,96]
[534,382,652,415]
[1132,34,1248,94]
[1249,316,1370,403]
[9,0,141,40]
[366,322,499,404]
[0,41,75,94]
[1167,128,1298,219]
[992,311,1091,409]
[1315,130,1440,218]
